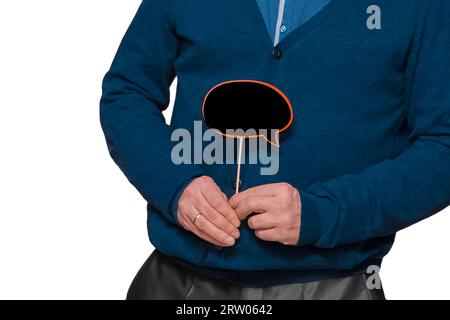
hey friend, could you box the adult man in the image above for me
[100,0,450,300]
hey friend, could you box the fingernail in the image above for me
[225,236,235,246]
[232,229,240,239]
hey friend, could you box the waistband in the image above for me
[169,253,382,288]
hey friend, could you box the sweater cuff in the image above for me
[134,143,206,226]
[297,191,335,246]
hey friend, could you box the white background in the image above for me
[0,0,449,300]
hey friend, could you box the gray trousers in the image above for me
[127,250,385,300]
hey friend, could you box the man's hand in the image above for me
[177,176,241,247]
[229,183,301,246]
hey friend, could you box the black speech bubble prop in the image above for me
[202,80,293,147]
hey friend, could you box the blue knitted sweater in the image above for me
[101,0,450,286]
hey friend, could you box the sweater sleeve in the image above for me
[298,1,450,248]
[100,0,204,224]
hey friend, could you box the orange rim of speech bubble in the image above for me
[202,80,294,147]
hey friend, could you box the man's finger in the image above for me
[254,228,279,242]
[201,185,240,227]
[197,198,240,239]
[229,184,279,208]
[179,211,228,246]
[235,195,275,220]
[247,212,279,230]
[194,214,236,246]
[195,229,229,247]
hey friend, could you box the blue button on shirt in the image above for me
[256,0,331,46]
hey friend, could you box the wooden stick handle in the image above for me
[235,137,244,194]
